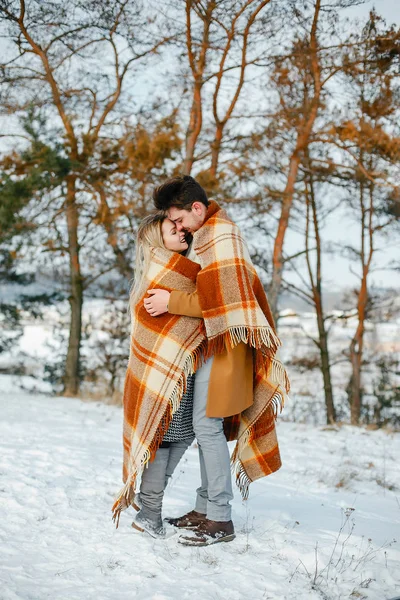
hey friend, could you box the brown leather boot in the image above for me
[178,519,235,546]
[165,510,207,530]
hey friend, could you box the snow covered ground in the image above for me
[1,375,399,600]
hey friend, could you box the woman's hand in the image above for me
[144,289,170,316]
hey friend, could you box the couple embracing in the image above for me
[112,175,290,547]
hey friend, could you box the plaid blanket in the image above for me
[112,204,290,524]
[112,248,205,527]
[193,201,290,498]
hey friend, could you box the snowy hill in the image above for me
[1,376,399,600]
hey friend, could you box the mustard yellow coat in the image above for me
[168,290,254,418]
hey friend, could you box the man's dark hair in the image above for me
[153,175,209,211]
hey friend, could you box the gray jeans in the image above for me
[140,439,193,521]
[140,358,233,523]
[193,357,233,522]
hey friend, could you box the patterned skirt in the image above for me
[163,374,195,442]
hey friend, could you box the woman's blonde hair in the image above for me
[130,212,167,306]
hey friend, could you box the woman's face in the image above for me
[161,218,189,252]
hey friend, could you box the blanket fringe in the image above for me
[112,337,208,528]
[231,457,251,500]
[269,358,290,395]
[143,336,208,470]
[247,390,284,443]
[111,479,136,529]
[229,390,283,500]
[230,387,284,472]
[205,325,281,359]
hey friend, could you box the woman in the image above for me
[112,213,205,538]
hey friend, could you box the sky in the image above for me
[345,0,400,24]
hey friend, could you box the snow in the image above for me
[1,376,399,600]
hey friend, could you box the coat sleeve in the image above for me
[168,290,203,318]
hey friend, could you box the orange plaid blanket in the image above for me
[112,205,290,524]
[193,201,290,498]
[112,248,205,526]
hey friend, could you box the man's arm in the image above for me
[144,289,202,318]
[168,290,202,318]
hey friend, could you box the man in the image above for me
[144,175,286,546]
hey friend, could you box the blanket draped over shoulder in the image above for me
[112,205,290,525]
[192,201,290,498]
[112,248,205,527]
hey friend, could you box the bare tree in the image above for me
[328,12,400,424]
[303,155,336,424]
[181,0,274,189]
[265,0,372,322]
[0,0,171,395]
[267,0,323,321]
[182,0,216,175]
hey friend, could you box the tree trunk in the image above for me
[268,0,321,323]
[315,306,336,424]
[349,276,367,424]
[183,80,203,175]
[348,160,373,425]
[182,0,214,175]
[268,151,301,321]
[95,184,132,278]
[210,123,224,178]
[63,176,83,396]
[304,163,336,424]
[349,342,362,425]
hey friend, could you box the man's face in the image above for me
[167,203,205,233]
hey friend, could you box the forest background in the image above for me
[0,0,399,427]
